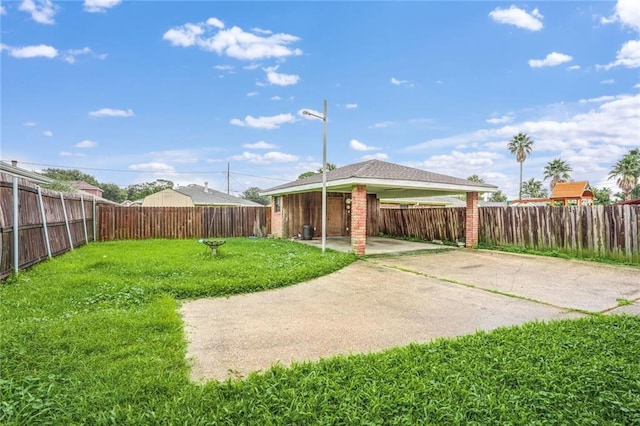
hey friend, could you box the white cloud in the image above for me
[486,114,514,124]
[128,162,176,173]
[206,17,225,29]
[243,63,261,70]
[60,151,86,157]
[19,0,57,25]
[391,77,413,87]
[635,83,640,89]
[230,113,295,129]
[264,65,300,86]
[528,52,573,68]
[75,140,98,148]
[242,141,277,149]
[567,65,581,71]
[83,0,122,13]
[601,79,616,85]
[43,130,53,137]
[0,6,6,15]
[163,19,303,61]
[489,5,543,31]
[213,64,234,71]
[601,0,640,33]
[23,122,37,127]
[230,151,299,164]
[344,103,358,109]
[370,121,394,128]
[63,47,104,64]
[350,139,380,151]
[252,27,272,35]
[600,39,640,70]
[88,108,134,118]
[362,153,389,161]
[7,44,58,59]
[247,91,258,97]
[271,96,282,101]
[579,95,616,103]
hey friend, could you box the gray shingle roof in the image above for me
[265,159,497,193]
[175,184,263,206]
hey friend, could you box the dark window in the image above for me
[274,196,281,213]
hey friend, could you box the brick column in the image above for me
[351,185,367,255]
[465,192,479,248]
[271,197,283,237]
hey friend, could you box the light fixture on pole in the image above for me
[302,100,328,254]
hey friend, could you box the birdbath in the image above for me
[200,239,226,256]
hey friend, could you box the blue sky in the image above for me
[1,0,639,198]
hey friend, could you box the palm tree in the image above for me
[609,149,640,201]
[543,158,572,192]
[521,178,548,199]
[507,133,535,200]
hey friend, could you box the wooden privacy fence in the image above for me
[379,205,640,262]
[98,205,271,241]
[480,205,640,262]
[379,207,465,243]
[0,172,97,279]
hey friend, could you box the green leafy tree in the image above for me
[100,183,127,203]
[609,148,640,201]
[507,133,535,200]
[466,175,485,183]
[521,178,548,199]
[42,180,77,193]
[297,162,338,180]
[488,190,508,202]
[41,168,100,186]
[242,187,270,205]
[591,187,613,206]
[126,179,174,201]
[543,158,572,191]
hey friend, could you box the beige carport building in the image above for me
[262,160,498,255]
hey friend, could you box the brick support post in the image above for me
[465,192,479,248]
[271,197,283,237]
[351,185,367,255]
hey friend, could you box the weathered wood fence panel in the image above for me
[98,206,270,241]
[479,206,640,262]
[0,172,97,279]
[380,205,639,262]
[379,207,465,242]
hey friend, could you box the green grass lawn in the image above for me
[1,238,639,424]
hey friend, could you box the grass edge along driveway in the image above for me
[1,239,639,424]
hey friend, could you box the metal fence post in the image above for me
[81,195,89,245]
[60,193,74,251]
[37,186,52,258]
[12,176,19,275]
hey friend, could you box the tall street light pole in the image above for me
[302,99,327,254]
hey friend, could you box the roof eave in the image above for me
[262,177,497,196]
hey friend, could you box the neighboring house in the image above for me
[550,181,594,206]
[142,183,263,207]
[616,197,640,205]
[69,181,103,198]
[510,181,594,206]
[262,159,497,255]
[0,160,53,185]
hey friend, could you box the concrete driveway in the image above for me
[181,250,640,381]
